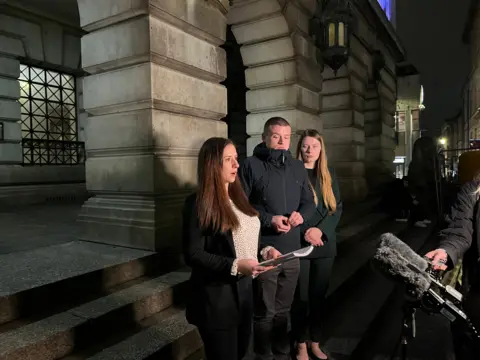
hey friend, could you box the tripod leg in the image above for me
[401,337,408,360]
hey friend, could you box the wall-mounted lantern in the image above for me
[310,0,353,75]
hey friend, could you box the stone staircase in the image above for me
[0,242,203,360]
[0,196,406,360]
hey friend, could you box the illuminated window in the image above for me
[377,0,392,20]
[19,64,85,165]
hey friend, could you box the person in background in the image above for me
[425,177,480,359]
[392,176,411,223]
[182,137,278,360]
[408,137,438,225]
[291,129,343,360]
[239,117,315,360]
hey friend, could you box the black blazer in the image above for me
[300,167,343,258]
[182,193,261,329]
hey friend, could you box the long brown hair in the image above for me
[197,137,258,233]
[296,129,337,213]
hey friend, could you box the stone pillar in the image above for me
[228,0,323,155]
[320,37,369,202]
[0,56,22,164]
[364,68,396,190]
[405,106,412,165]
[77,0,228,254]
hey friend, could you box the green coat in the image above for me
[300,167,343,258]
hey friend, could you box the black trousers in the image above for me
[291,257,335,343]
[452,288,480,359]
[197,281,253,360]
[253,258,300,360]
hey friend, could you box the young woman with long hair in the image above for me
[290,129,343,360]
[182,137,277,360]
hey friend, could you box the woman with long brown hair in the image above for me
[290,129,343,360]
[183,137,278,360]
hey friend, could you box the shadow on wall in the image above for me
[222,25,249,165]
[151,133,197,258]
[82,131,199,265]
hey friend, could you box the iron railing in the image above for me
[22,138,85,166]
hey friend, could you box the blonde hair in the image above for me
[296,129,337,213]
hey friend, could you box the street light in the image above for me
[310,0,353,75]
[439,137,447,145]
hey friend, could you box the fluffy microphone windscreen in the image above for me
[378,233,429,271]
[372,246,431,299]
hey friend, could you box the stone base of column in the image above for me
[78,191,190,258]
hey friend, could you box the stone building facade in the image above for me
[394,67,424,178]
[463,0,480,145]
[0,0,408,253]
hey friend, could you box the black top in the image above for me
[182,193,262,329]
[300,167,343,258]
[438,180,480,290]
[239,143,315,254]
[306,168,316,185]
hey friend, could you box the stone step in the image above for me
[0,270,191,360]
[62,308,203,360]
[328,217,408,296]
[337,211,390,249]
[321,223,436,359]
[0,241,176,326]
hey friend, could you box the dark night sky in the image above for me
[396,0,472,135]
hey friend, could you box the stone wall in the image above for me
[467,1,480,137]
[0,3,85,205]
[229,0,323,154]
[321,2,402,201]
[75,0,325,253]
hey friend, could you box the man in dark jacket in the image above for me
[426,179,480,358]
[239,117,315,360]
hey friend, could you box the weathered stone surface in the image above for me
[324,127,365,145]
[0,268,190,360]
[78,1,230,250]
[0,56,21,164]
[320,109,364,128]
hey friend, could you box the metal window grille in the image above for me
[19,64,85,165]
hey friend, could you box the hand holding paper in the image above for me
[258,245,315,267]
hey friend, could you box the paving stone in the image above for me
[0,241,154,296]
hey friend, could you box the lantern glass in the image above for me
[328,23,335,47]
[338,22,345,46]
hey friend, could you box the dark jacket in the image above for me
[300,167,343,258]
[182,193,260,329]
[438,180,480,291]
[239,143,316,254]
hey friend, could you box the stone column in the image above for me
[77,0,228,254]
[0,56,22,164]
[320,37,369,202]
[405,106,412,165]
[228,0,323,155]
[364,68,396,190]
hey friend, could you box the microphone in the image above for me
[372,233,480,343]
[377,233,429,272]
[372,240,431,300]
